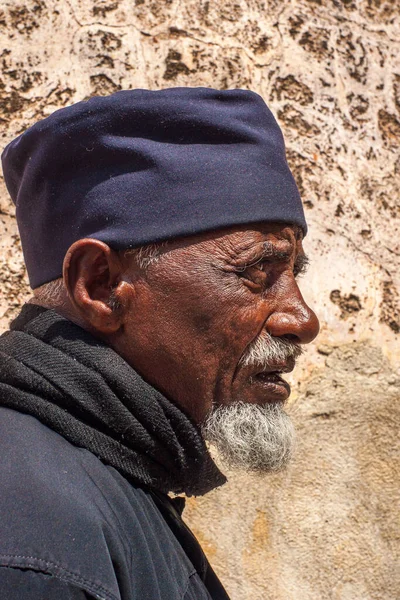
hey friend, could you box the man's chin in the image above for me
[201,401,295,474]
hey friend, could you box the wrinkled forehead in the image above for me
[149,223,304,266]
[212,223,304,260]
[171,222,302,250]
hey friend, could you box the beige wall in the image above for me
[0,1,399,598]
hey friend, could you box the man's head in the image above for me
[2,88,319,473]
[32,221,318,472]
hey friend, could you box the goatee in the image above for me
[201,401,295,474]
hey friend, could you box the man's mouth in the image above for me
[252,371,290,397]
[249,360,295,401]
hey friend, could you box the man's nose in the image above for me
[265,288,320,345]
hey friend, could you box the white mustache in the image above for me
[239,331,303,369]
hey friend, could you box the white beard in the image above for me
[201,401,295,473]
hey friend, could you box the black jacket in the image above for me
[0,407,229,599]
[0,308,228,600]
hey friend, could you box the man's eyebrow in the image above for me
[258,241,292,261]
[231,243,310,273]
[258,245,310,275]
[259,248,291,261]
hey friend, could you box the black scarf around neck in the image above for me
[0,304,226,496]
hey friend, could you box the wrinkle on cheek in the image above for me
[191,312,213,334]
[185,284,245,332]
[221,306,264,353]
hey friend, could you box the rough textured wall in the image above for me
[0,1,399,598]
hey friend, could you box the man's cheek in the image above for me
[225,305,265,340]
[191,311,213,335]
[211,315,256,364]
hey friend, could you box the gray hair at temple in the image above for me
[32,244,165,307]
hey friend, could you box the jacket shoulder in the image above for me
[0,408,204,600]
[0,407,126,599]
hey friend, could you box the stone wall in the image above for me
[0,1,399,598]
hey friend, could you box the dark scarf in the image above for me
[0,304,226,496]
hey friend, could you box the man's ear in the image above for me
[63,238,131,334]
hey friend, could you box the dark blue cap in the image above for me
[1,87,306,289]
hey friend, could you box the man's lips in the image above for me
[247,358,296,401]
[252,371,291,399]
[252,356,296,377]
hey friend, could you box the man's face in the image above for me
[117,222,319,425]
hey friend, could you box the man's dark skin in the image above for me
[47,222,319,423]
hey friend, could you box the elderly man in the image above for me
[0,88,319,599]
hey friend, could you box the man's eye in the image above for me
[253,261,267,271]
[235,263,269,288]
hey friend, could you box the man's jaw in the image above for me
[201,401,295,474]
[201,333,302,473]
